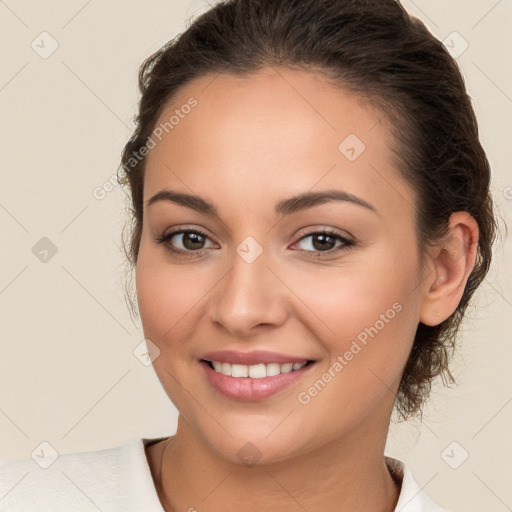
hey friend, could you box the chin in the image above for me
[195,418,319,468]
[210,436,299,467]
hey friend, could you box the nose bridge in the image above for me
[210,235,288,336]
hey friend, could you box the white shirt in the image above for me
[0,437,447,511]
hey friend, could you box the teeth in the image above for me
[266,363,281,377]
[209,360,308,378]
[248,364,266,378]
[231,364,248,378]
[281,363,293,373]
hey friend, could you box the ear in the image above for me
[419,212,479,327]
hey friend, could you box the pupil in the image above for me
[184,233,204,250]
[313,234,334,251]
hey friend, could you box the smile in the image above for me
[206,360,309,378]
[200,359,316,401]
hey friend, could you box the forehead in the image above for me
[143,66,414,221]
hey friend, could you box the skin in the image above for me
[135,66,479,512]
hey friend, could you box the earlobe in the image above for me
[419,212,479,327]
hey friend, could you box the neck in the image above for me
[152,417,400,512]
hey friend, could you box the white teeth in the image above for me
[248,364,266,378]
[266,363,281,377]
[209,360,309,378]
[280,363,293,373]
[231,364,248,378]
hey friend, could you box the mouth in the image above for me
[199,358,317,401]
[201,359,315,378]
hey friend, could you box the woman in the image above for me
[0,0,497,510]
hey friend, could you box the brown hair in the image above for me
[118,0,498,419]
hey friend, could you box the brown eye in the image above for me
[180,232,207,250]
[155,228,215,255]
[294,230,355,257]
[312,233,337,251]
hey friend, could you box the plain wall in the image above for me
[1,1,511,510]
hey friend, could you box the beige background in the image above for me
[0,1,511,510]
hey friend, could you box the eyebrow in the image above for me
[146,188,378,217]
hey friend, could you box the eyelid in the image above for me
[290,228,355,256]
[155,224,356,259]
[158,224,217,241]
[293,225,354,242]
[156,226,217,248]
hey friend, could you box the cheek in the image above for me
[135,253,202,402]
[283,243,420,385]
[291,268,417,433]
[286,247,417,337]
[135,247,217,354]
[135,255,167,337]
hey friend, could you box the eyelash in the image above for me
[154,227,355,258]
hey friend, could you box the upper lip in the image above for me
[201,350,314,365]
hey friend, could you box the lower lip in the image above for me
[200,360,315,401]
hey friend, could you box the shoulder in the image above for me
[386,456,452,512]
[0,438,166,512]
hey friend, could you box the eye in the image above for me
[154,228,216,256]
[154,227,355,258]
[293,229,354,257]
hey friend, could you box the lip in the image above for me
[200,350,313,365]
[200,359,316,401]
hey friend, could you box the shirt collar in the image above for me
[385,456,445,511]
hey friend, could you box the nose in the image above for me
[209,245,290,338]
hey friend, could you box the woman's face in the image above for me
[136,67,426,464]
